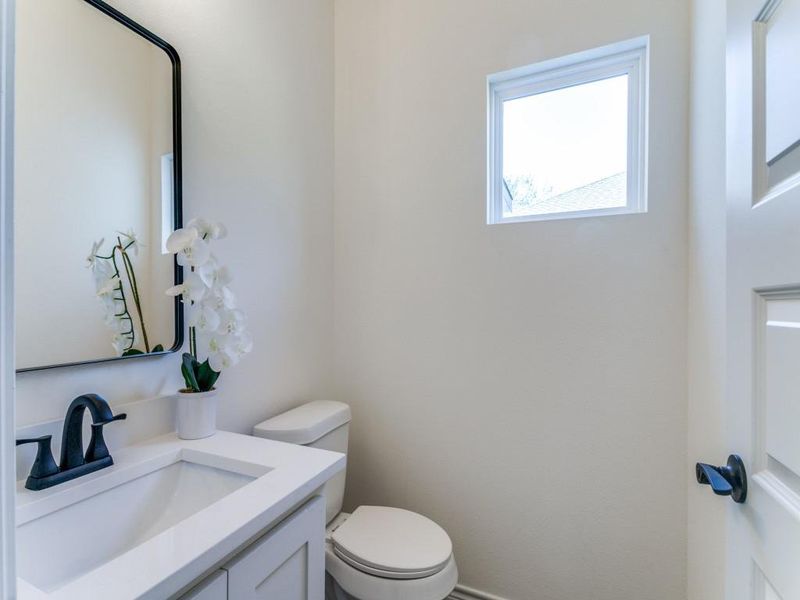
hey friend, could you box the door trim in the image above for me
[0,0,15,595]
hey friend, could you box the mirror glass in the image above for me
[14,0,181,371]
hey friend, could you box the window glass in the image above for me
[502,75,629,218]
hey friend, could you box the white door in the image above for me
[724,0,800,598]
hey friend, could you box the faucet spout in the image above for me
[59,394,127,471]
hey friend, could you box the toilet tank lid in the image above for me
[253,401,351,445]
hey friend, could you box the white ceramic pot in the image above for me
[176,388,218,440]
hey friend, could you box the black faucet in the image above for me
[16,394,127,491]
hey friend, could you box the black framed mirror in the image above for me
[14,0,183,372]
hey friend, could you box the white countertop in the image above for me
[15,430,345,599]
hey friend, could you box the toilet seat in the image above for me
[330,506,453,580]
[326,545,459,600]
[325,507,458,600]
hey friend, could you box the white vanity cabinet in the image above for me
[180,495,325,600]
[180,571,227,600]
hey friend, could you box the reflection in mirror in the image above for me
[14,0,181,371]
[764,0,800,189]
[765,0,800,165]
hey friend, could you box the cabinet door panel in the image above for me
[226,496,325,600]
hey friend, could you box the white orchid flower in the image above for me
[207,333,239,372]
[212,222,228,239]
[202,291,223,311]
[111,333,129,356]
[198,262,232,289]
[231,332,253,356]
[164,218,249,379]
[96,276,118,297]
[208,349,237,372]
[101,294,125,317]
[201,287,236,312]
[165,227,198,254]
[176,238,211,268]
[188,303,221,332]
[217,309,246,337]
[117,228,142,255]
[104,314,129,333]
[187,218,227,240]
[86,238,105,269]
[165,272,207,303]
[166,226,212,267]
[91,258,115,285]
[208,333,228,352]
[220,287,237,309]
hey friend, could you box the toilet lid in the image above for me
[330,506,453,580]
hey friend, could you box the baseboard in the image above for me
[449,583,512,600]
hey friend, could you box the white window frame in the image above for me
[487,36,649,225]
[160,152,174,254]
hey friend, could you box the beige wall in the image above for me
[687,1,727,599]
[15,0,335,433]
[13,2,703,598]
[333,1,690,598]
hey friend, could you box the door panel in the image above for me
[760,292,800,476]
[728,1,800,599]
[752,0,800,200]
[755,566,782,600]
[764,0,800,163]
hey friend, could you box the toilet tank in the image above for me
[252,401,351,524]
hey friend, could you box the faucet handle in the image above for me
[16,435,59,479]
[94,413,127,427]
[16,435,50,445]
[85,413,127,463]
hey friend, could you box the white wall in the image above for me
[11,2,700,598]
[334,1,690,598]
[687,1,727,599]
[15,0,335,435]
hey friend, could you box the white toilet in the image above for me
[253,401,459,600]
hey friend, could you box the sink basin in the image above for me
[17,459,257,592]
[14,431,345,599]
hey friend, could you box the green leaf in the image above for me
[122,348,144,356]
[181,352,200,392]
[180,363,198,391]
[180,362,193,390]
[152,344,164,353]
[195,359,220,392]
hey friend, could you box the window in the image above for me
[487,37,648,224]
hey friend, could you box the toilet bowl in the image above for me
[253,401,458,600]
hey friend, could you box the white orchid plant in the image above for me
[166,218,252,393]
[88,230,163,356]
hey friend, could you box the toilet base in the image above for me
[326,572,454,600]
[325,573,355,600]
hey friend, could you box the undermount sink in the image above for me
[14,431,344,599]
[17,458,258,593]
